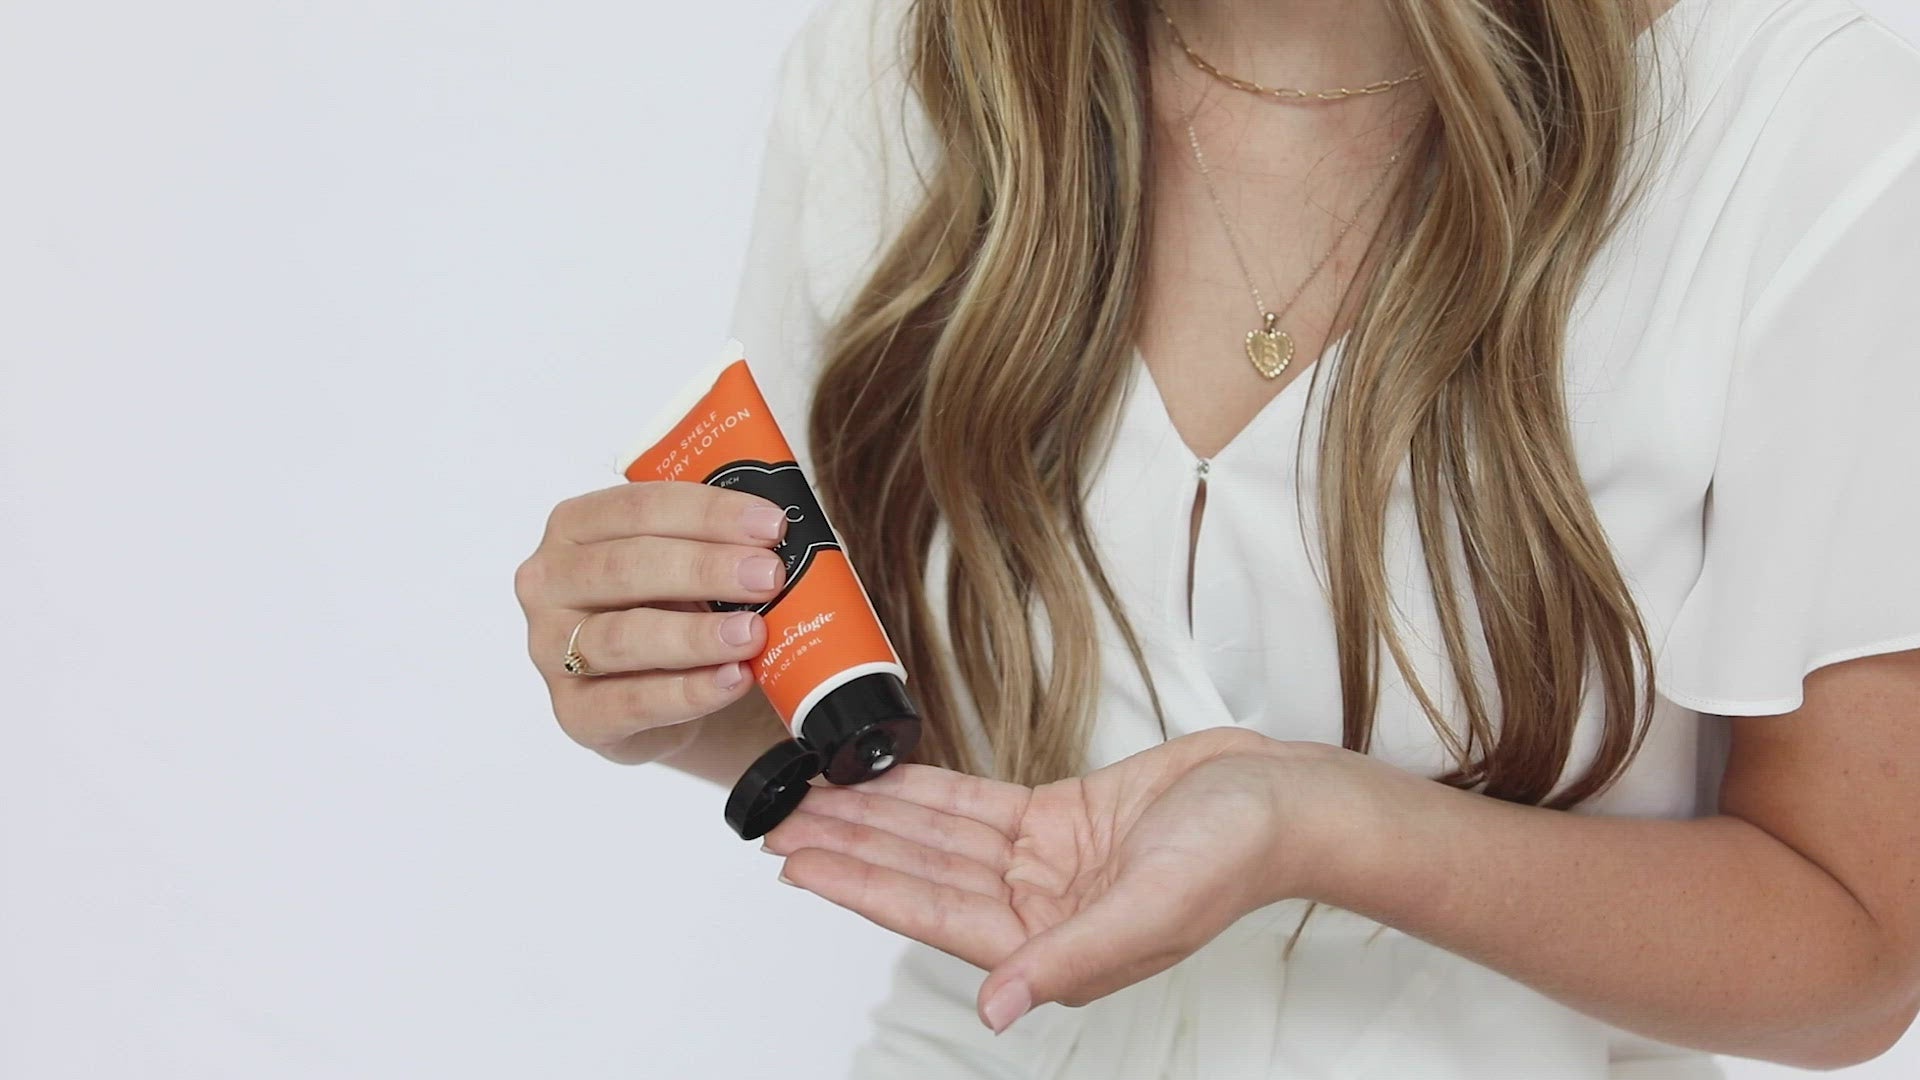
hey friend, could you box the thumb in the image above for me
[975,884,1189,1034]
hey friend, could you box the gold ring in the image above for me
[562,614,607,677]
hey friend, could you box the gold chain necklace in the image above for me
[1182,111,1419,379]
[1152,0,1426,101]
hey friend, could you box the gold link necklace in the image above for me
[1155,1,1425,378]
[1151,0,1427,101]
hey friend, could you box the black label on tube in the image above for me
[703,459,837,616]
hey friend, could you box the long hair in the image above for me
[808,0,1673,809]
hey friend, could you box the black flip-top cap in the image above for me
[803,673,923,785]
[725,739,825,841]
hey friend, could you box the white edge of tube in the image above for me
[609,338,748,478]
[792,660,909,743]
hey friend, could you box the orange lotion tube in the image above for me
[615,340,921,839]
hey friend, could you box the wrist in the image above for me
[1253,740,1413,910]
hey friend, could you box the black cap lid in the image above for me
[802,672,923,785]
[725,739,825,841]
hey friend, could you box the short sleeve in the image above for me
[724,0,926,479]
[1655,130,1920,716]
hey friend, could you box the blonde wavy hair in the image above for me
[808,0,1675,809]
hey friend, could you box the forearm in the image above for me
[1305,759,1918,1068]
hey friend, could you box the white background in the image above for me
[2,1,1916,1077]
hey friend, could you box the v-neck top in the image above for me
[1127,335,1350,740]
[724,0,1920,1075]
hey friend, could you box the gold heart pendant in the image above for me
[1245,321,1294,380]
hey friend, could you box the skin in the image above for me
[513,478,795,777]
[760,653,1920,1067]
[520,0,1920,1068]
[1138,0,1432,461]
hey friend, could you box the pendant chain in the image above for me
[1181,111,1419,353]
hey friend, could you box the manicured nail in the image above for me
[982,980,1031,1035]
[718,611,757,647]
[758,841,774,854]
[712,662,746,690]
[742,504,787,542]
[737,554,780,591]
[777,869,798,886]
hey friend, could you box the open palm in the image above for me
[762,727,1308,1029]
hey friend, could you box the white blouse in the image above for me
[726,0,1920,1075]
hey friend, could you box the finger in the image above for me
[976,865,1210,1033]
[553,607,766,676]
[784,786,1014,872]
[851,763,1034,839]
[763,809,1010,901]
[547,480,790,547]
[778,847,1027,970]
[543,536,786,610]
[556,662,756,749]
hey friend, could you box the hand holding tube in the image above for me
[513,479,794,763]
[616,340,922,837]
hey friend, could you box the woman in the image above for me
[514,0,1920,1075]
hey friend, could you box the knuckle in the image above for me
[660,670,705,720]
[848,793,884,829]
[543,494,579,542]
[841,818,878,850]
[927,885,960,939]
[781,813,827,848]
[590,536,645,590]
[931,809,963,847]
[628,669,710,727]
[512,552,547,607]
[688,544,736,593]
[1053,969,1099,1008]
[691,666,745,717]
[687,613,723,659]
[612,673,665,723]
[913,841,945,879]
[625,480,668,524]
[707,488,747,532]
[597,610,645,668]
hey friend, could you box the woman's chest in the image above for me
[1076,230,1734,811]
[924,182,1746,815]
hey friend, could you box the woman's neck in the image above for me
[1156,0,1417,88]
[1160,0,1686,84]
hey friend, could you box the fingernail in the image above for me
[712,662,746,690]
[758,841,774,854]
[742,504,787,542]
[737,554,780,591]
[718,611,757,647]
[777,868,798,886]
[982,980,1031,1035]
